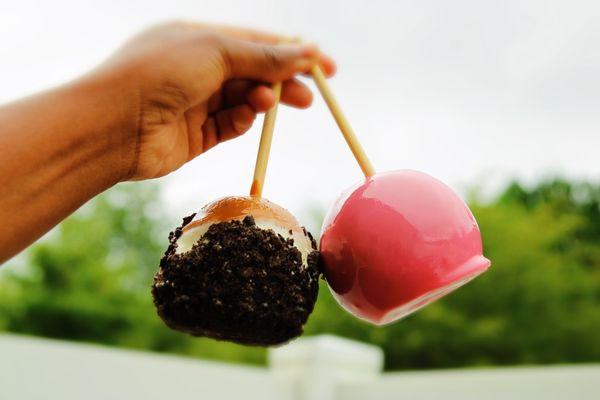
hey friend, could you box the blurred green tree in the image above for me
[0,183,265,365]
[304,178,600,369]
[1,178,599,370]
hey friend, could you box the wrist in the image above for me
[68,67,140,183]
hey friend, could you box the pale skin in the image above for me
[0,22,336,263]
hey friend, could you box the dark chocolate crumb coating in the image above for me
[152,215,321,346]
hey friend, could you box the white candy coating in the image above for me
[174,196,315,267]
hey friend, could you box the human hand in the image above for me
[98,22,336,180]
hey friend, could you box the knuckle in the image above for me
[201,31,225,47]
[262,46,282,70]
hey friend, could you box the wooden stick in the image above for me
[249,82,282,197]
[311,65,376,178]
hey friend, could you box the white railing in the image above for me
[0,333,598,400]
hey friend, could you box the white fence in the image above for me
[0,333,598,400]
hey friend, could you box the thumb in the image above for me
[220,39,319,82]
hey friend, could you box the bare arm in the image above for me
[0,22,335,263]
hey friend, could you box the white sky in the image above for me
[1,0,599,227]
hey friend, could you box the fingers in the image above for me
[246,80,314,110]
[184,22,338,74]
[182,22,283,44]
[280,79,313,108]
[220,39,320,82]
[212,28,336,78]
[192,77,314,158]
[218,78,314,112]
[201,104,256,152]
[216,104,256,142]
[207,80,273,113]
[245,85,275,111]
[158,21,337,81]
[317,54,337,77]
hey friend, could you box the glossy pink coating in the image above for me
[320,170,490,325]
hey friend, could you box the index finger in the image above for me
[183,22,286,44]
[182,21,336,76]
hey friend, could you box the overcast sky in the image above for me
[1,0,599,227]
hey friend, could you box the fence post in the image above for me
[268,335,384,400]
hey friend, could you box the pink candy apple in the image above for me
[320,170,491,325]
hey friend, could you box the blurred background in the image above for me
[1,0,599,371]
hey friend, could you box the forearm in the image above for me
[0,22,335,264]
[0,72,137,263]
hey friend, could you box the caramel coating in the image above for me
[183,196,304,235]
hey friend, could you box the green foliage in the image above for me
[1,178,599,370]
[307,178,600,369]
[0,183,265,365]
